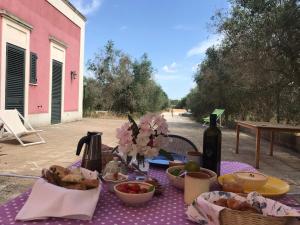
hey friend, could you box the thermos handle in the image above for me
[76,136,88,156]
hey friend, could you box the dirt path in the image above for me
[0,114,299,204]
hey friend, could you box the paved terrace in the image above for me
[0,113,299,204]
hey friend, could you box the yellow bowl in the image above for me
[218,173,290,197]
[233,172,268,191]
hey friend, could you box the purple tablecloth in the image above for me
[0,161,298,225]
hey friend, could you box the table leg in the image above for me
[255,128,261,169]
[269,131,274,156]
[236,124,240,154]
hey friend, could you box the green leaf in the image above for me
[148,185,155,192]
[170,168,182,176]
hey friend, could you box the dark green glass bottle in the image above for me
[203,114,221,176]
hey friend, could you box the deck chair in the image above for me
[0,109,45,146]
[203,109,225,127]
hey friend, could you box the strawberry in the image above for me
[130,183,141,192]
[123,183,130,189]
[141,188,148,193]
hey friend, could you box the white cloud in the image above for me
[162,62,177,73]
[187,34,223,57]
[120,25,128,31]
[70,0,102,15]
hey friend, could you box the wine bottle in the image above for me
[203,114,221,176]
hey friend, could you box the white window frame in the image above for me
[49,41,66,123]
[0,17,31,119]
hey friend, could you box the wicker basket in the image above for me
[220,208,292,225]
[101,149,114,169]
[101,145,114,170]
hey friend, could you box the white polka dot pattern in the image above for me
[0,161,298,225]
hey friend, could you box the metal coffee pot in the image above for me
[76,131,102,173]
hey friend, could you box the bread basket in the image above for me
[186,191,299,225]
[220,208,292,225]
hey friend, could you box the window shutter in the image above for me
[51,60,62,124]
[30,52,37,84]
[5,43,25,116]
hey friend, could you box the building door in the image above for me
[51,59,62,124]
[5,43,25,116]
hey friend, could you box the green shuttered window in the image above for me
[5,43,25,116]
[51,60,62,124]
[30,52,37,84]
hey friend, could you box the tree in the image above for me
[132,54,169,114]
[86,41,169,115]
[175,97,187,109]
[83,77,102,113]
[185,0,300,124]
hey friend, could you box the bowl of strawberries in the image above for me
[114,181,155,205]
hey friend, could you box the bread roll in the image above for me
[80,178,99,189]
[49,165,70,179]
[42,165,99,190]
[61,173,84,183]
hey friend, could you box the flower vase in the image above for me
[126,155,133,165]
[137,154,149,174]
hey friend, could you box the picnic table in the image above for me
[235,120,300,168]
[0,161,299,225]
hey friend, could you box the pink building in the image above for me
[0,0,85,126]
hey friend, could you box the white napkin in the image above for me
[16,168,101,221]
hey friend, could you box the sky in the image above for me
[70,0,229,100]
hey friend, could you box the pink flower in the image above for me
[116,122,133,153]
[116,113,169,157]
[153,115,169,134]
[136,133,149,146]
[139,113,155,125]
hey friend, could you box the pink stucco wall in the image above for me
[0,17,2,92]
[0,0,81,114]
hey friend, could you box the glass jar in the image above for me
[102,157,120,176]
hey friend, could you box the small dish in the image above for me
[148,153,186,168]
[103,173,128,192]
[233,172,268,190]
[166,165,185,189]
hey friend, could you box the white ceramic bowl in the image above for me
[166,165,185,189]
[114,181,155,205]
[103,173,128,192]
[166,165,217,190]
[233,172,268,191]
